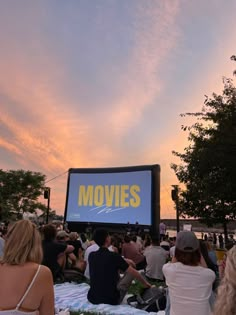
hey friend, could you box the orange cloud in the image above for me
[0,137,22,156]
[0,0,235,218]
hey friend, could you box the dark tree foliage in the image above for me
[0,169,47,220]
[171,78,236,239]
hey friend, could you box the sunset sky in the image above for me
[0,0,235,218]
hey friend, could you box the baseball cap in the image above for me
[176,231,199,252]
[57,230,69,239]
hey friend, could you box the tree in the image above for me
[231,55,236,76]
[171,78,236,240]
[0,169,47,220]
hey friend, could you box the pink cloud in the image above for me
[106,2,180,134]
[0,0,235,218]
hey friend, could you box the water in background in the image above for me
[167,229,203,239]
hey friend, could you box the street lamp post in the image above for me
[44,187,51,224]
[171,185,180,233]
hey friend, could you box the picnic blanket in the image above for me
[54,282,165,315]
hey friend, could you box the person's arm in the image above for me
[78,248,83,260]
[121,245,125,257]
[68,252,77,265]
[200,255,208,268]
[127,266,152,288]
[39,266,55,315]
[171,256,177,263]
[65,244,74,254]
[124,258,136,268]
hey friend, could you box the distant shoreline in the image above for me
[162,219,235,234]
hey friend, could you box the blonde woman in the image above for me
[213,245,236,315]
[0,220,54,315]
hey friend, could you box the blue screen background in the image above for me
[66,170,152,225]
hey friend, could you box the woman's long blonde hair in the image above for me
[214,245,236,315]
[1,220,43,265]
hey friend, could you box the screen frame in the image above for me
[64,164,160,235]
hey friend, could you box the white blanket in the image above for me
[54,282,164,315]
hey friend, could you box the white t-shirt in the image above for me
[84,243,99,279]
[163,262,215,315]
[170,246,176,258]
[159,223,166,235]
[143,245,168,280]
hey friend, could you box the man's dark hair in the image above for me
[151,234,160,246]
[42,224,57,241]
[131,235,137,242]
[93,228,109,247]
[175,248,201,266]
[124,234,131,243]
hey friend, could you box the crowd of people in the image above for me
[0,219,235,315]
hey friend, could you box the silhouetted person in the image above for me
[218,234,224,249]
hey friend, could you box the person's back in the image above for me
[88,247,128,305]
[122,242,143,263]
[42,238,67,280]
[163,231,215,315]
[163,262,215,315]
[122,235,145,267]
[0,220,54,315]
[88,230,130,305]
[87,229,152,305]
[0,263,53,314]
[144,237,167,281]
[41,225,74,281]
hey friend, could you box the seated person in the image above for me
[122,234,146,270]
[143,234,168,281]
[67,232,85,271]
[42,224,74,281]
[131,234,143,253]
[56,230,77,268]
[88,228,153,305]
[143,234,152,248]
[84,240,99,279]
[108,236,119,253]
[0,220,54,315]
[163,231,215,315]
[206,241,217,266]
[67,232,82,258]
[199,240,218,275]
[80,233,90,250]
[160,235,170,251]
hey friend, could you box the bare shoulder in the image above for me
[38,265,53,281]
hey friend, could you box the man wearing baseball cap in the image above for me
[163,231,215,315]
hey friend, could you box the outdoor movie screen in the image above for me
[65,169,152,225]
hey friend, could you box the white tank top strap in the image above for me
[15,265,41,310]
